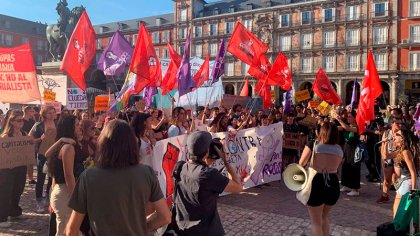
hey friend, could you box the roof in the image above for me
[0,14,47,37]
[94,13,174,35]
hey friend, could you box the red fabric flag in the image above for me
[227,22,269,67]
[60,11,96,90]
[266,52,292,90]
[129,23,162,93]
[240,78,249,97]
[313,68,342,105]
[356,51,383,134]
[161,43,181,95]
[247,54,271,81]
[193,55,210,90]
[255,79,272,109]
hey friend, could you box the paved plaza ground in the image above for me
[1,170,392,236]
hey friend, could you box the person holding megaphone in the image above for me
[297,122,344,236]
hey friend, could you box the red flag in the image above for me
[266,52,292,90]
[313,68,342,105]
[129,23,162,93]
[193,55,210,89]
[247,54,271,81]
[60,11,96,90]
[162,43,181,95]
[240,78,249,97]
[255,79,272,109]
[227,22,269,67]
[356,51,383,134]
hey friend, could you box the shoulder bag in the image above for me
[296,141,318,205]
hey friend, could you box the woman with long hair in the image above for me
[47,115,84,235]
[208,112,229,133]
[130,112,156,168]
[66,120,171,236]
[168,107,188,138]
[150,109,168,141]
[79,120,97,168]
[298,122,343,236]
[0,110,27,228]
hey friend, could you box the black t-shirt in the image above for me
[175,162,229,236]
[22,118,35,135]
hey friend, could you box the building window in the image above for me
[373,26,387,44]
[209,23,218,36]
[155,48,160,58]
[323,8,335,22]
[225,61,234,76]
[323,31,336,47]
[241,62,250,75]
[411,0,420,17]
[152,32,160,43]
[21,37,29,44]
[156,18,162,26]
[411,25,420,42]
[243,19,252,30]
[301,11,311,25]
[374,53,387,71]
[229,6,235,13]
[179,28,187,39]
[347,5,360,20]
[347,54,360,71]
[4,21,10,29]
[96,39,102,49]
[180,8,187,21]
[346,29,359,46]
[210,43,218,57]
[195,44,202,57]
[225,22,235,34]
[374,2,388,17]
[323,56,335,72]
[301,33,312,49]
[247,4,253,10]
[124,35,131,44]
[280,35,291,51]
[163,48,169,58]
[194,26,202,37]
[179,46,184,55]
[5,34,13,46]
[410,52,420,70]
[279,14,289,27]
[301,57,312,73]
[162,31,170,43]
[214,8,220,15]
[132,34,138,46]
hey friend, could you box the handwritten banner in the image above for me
[283,132,306,150]
[94,95,109,112]
[67,88,88,110]
[43,89,56,101]
[0,43,41,103]
[317,101,333,115]
[0,136,35,169]
[152,122,284,200]
[295,89,311,102]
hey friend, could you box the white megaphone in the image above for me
[282,164,308,191]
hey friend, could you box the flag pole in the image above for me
[248,79,268,113]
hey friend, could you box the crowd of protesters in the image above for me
[0,96,419,235]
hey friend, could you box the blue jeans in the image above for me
[36,154,52,201]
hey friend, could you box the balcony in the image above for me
[400,66,420,73]
[400,38,420,47]
[281,14,366,30]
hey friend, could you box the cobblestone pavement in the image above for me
[1,169,393,236]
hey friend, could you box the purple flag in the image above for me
[211,38,226,85]
[414,104,420,120]
[283,88,292,114]
[350,78,358,109]
[97,31,134,76]
[144,86,157,109]
[176,32,196,97]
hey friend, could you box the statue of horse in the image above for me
[46,5,85,61]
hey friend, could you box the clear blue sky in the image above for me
[0,0,219,25]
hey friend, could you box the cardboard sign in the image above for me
[309,100,320,108]
[67,88,88,110]
[0,136,35,169]
[94,95,109,112]
[43,89,56,101]
[283,132,306,150]
[298,116,318,129]
[44,101,62,114]
[317,101,332,115]
[295,90,311,102]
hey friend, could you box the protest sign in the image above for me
[295,89,311,102]
[317,101,333,115]
[29,75,67,106]
[44,101,62,114]
[67,88,88,110]
[152,122,283,202]
[283,132,306,150]
[0,43,41,103]
[309,100,320,108]
[94,95,109,111]
[270,90,276,100]
[0,136,35,169]
[43,89,56,101]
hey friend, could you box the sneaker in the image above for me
[41,197,50,208]
[376,195,391,204]
[0,221,12,228]
[347,190,360,196]
[340,186,351,192]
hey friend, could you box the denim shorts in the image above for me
[396,175,412,196]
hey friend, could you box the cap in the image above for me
[187,131,212,157]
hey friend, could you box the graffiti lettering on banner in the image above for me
[94,95,109,112]
[283,132,306,150]
[0,136,35,169]
[317,101,332,115]
[43,89,56,101]
[308,100,320,108]
[44,101,62,114]
[152,122,284,203]
[67,88,87,110]
[295,89,311,103]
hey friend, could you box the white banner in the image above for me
[151,122,283,200]
[66,88,88,110]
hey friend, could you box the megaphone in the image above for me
[283,164,308,191]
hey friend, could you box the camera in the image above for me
[209,138,223,160]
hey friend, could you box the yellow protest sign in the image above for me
[94,95,109,112]
[309,100,320,108]
[43,89,56,101]
[270,90,275,100]
[317,101,333,115]
[295,89,311,102]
